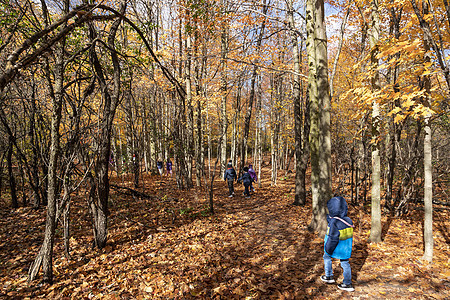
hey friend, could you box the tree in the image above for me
[369,0,382,243]
[286,0,309,206]
[28,0,69,283]
[306,0,332,234]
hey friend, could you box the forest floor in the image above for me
[0,166,449,299]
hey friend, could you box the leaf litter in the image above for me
[0,170,449,299]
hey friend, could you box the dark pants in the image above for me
[244,183,250,196]
[227,179,234,195]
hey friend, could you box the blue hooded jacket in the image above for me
[224,163,237,181]
[324,196,354,260]
[238,172,253,186]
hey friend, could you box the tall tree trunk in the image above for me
[220,0,229,174]
[422,0,433,262]
[329,6,350,99]
[29,79,42,207]
[185,27,194,186]
[88,3,126,249]
[256,77,263,188]
[307,0,331,235]
[369,0,382,243]
[28,2,68,279]
[287,0,308,206]
[239,0,268,173]
[422,99,433,262]
[385,5,402,210]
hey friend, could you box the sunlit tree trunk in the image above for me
[369,0,382,243]
[423,102,433,262]
[307,0,331,235]
[329,6,349,99]
[256,77,262,188]
[232,83,241,167]
[239,0,267,173]
[422,0,433,262]
[220,0,228,173]
[287,0,308,206]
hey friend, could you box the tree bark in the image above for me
[239,0,268,173]
[220,0,229,174]
[422,0,433,262]
[28,9,67,281]
[307,0,331,235]
[369,0,382,243]
[88,3,126,249]
[287,0,308,206]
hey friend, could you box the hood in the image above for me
[327,196,348,218]
[249,164,253,169]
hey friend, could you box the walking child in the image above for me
[321,196,355,292]
[238,166,254,198]
[166,159,173,176]
[223,160,237,197]
[248,164,257,192]
[157,160,164,176]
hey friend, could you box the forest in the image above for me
[0,0,449,299]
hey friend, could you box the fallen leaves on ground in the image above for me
[0,169,449,299]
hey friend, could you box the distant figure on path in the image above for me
[238,166,254,198]
[321,196,355,292]
[166,159,173,176]
[223,160,237,197]
[157,160,164,176]
[248,164,257,191]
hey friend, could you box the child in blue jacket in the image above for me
[321,196,355,292]
[238,167,254,198]
[223,161,237,197]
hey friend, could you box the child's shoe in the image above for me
[320,275,335,284]
[228,194,233,197]
[337,283,354,292]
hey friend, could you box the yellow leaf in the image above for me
[402,98,415,109]
[394,114,406,123]
[388,107,402,116]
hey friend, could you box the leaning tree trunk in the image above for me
[28,14,67,281]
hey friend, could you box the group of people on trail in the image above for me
[223,160,257,198]
[157,159,172,176]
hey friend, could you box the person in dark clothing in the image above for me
[238,166,254,198]
[223,160,237,197]
[166,159,173,176]
[157,160,164,175]
[248,164,257,191]
[321,196,355,292]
